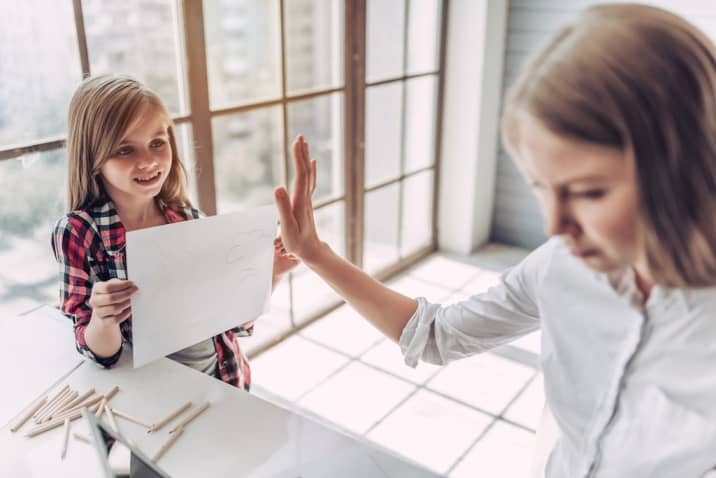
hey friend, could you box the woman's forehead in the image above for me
[516,116,629,187]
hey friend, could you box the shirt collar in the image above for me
[88,197,186,254]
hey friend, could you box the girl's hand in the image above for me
[88,278,138,325]
[273,236,300,277]
[274,135,323,264]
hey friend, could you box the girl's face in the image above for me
[99,103,172,205]
[517,115,642,274]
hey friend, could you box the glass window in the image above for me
[174,123,198,206]
[365,83,402,187]
[0,150,67,310]
[403,75,437,173]
[82,0,188,115]
[286,93,344,201]
[204,0,282,109]
[400,170,433,256]
[406,0,442,74]
[290,202,344,323]
[0,1,81,146]
[363,184,400,274]
[212,106,284,213]
[366,0,405,83]
[285,0,344,94]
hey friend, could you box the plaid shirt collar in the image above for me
[88,197,189,255]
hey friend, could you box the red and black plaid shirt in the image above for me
[51,198,252,390]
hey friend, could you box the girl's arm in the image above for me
[52,216,134,365]
[274,136,418,342]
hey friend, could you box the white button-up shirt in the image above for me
[399,238,716,477]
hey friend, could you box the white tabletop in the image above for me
[1,306,82,429]
[3,309,439,477]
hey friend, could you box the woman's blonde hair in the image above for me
[66,75,191,211]
[502,4,716,287]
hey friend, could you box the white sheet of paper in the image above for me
[126,205,277,368]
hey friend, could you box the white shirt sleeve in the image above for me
[398,240,556,367]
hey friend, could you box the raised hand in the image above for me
[274,135,323,263]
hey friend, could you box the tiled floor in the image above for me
[249,243,545,477]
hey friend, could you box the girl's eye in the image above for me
[115,147,133,157]
[150,139,166,149]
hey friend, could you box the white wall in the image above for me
[437,0,508,254]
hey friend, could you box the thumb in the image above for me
[274,187,298,235]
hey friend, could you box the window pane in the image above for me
[174,123,198,206]
[285,0,344,94]
[213,107,284,213]
[364,184,400,275]
[403,76,437,173]
[291,202,344,323]
[0,151,66,313]
[366,0,405,83]
[400,170,434,256]
[287,93,344,201]
[0,2,81,146]
[204,0,282,109]
[365,83,402,187]
[244,278,292,356]
[82,0,187,115]
[406,0,442,74]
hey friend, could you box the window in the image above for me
[0,0,446,350]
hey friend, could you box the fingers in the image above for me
[89,279,137,324]
[310,159,317,196]
[89,282,137,308]
[291,136,310,205]
[274,187,298,239]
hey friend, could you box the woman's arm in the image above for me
[274,136,417,342]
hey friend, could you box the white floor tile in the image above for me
[251,336,349,401]
[367,389,493,475]
[360,339,442,385]
[301,304,384,357]
[449,420,536,478]
[427,353,535,415]
[407,256,481,290]
[459,270,502,295]
[386,275,453,303]
[511,330,542,355]
[504,373,545,431]
[297,361,415,435]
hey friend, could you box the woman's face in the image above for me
[517,115,642,274]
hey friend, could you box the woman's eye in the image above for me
[115,147,133,157]
[574,189,606,199]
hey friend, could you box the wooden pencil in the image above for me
[110,408,152,429]
[60,418,70,459]
[41,391,78,423]
[33,385,68,419]
[169,401,209,434]
[55,388,95,416]
[10,397,47,432]
[25,403,101,438]
[152,426,184,461]
[35,388,71,423]
[148,401,192,433]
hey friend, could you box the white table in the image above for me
[2,308,440,477]
[1,306,82,429]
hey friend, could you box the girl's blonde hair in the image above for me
[502,4,716,287]
[66,75,191,211]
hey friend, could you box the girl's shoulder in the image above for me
[54,201,116,236]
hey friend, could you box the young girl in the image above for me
[276,4,716,477]
[52,75,298,391]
